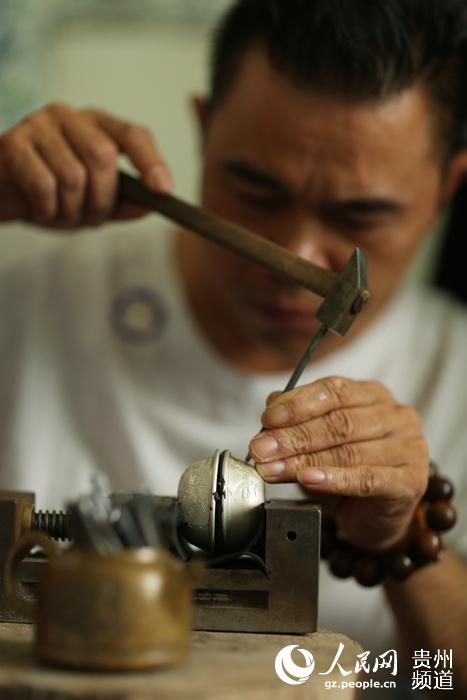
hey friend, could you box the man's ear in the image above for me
[190,95,210,140]
[441,148,467,206]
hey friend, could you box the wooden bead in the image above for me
[320,527,339,559]
[353,557,384,587]
[426,501,457,532]
[424,476,454,502]
[385,552,415,581]
[412,529,442,563]
[328,549,354,579]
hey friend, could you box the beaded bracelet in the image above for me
[320,462,457,587]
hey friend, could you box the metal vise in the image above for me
[0,491,320,634]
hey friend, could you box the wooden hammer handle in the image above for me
[119,171,337,298]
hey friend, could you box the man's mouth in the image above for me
[253,301,318,330]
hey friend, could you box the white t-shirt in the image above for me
[0,223,466,655]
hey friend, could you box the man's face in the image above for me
[179,48,448,370]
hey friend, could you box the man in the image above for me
[0,0,466,691]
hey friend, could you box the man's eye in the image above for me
[330,214,383,233]
[339,218,376,232]
[238,192,282,208]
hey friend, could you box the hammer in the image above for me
[119,172,369,458]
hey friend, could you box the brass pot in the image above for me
[4,532,195,670]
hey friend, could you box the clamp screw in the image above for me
[31,509,71,541]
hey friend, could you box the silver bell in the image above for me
[177,450,265,554]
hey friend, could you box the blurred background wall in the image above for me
[0,0,450,283]
[0,0,231,201]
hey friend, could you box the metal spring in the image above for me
[31,510,71,541]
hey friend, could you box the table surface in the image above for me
[0,623,362,700]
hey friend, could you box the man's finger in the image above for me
[297,464,407,499]
[254,437,422,481]
[2,139,58,222]
[261,376,394,429]
[88,109,173,193]
[32,120,87,227]
[54,108,119,225]
[251,405,417,463]
[0,185,26,222]
[265,391,282,407]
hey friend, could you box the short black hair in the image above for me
[209,0,467,158]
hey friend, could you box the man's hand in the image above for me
[0,103,172,228]
[249,376,429,551]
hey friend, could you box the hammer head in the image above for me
[316,248,369,335]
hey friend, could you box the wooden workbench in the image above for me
[0,623,362,699]
[0,624,361,700]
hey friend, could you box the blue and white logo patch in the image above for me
[111,287,168,343]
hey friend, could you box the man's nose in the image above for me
[289,235,331,270]
[275,218,333,271]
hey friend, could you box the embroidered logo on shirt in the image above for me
[111,287,168,343]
